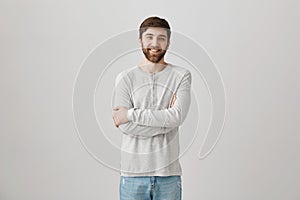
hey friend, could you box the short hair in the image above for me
[139,16,171,41]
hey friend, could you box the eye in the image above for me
[158,37,166,41]
[146,36,153,40]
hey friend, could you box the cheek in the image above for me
[161,42,169,50]
[141,42,149,48]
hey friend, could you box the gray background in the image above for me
[1,0,299,199]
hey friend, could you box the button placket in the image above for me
[150,73,155,107]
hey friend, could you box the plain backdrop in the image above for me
[1,0,299,199]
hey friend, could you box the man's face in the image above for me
[140,27,170,63]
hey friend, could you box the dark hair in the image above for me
[139,16,171,41]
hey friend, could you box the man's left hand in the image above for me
[113,106,129,128]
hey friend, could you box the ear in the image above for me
[138,38,142,45]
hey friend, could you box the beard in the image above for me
[142,45,167,63]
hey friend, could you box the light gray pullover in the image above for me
[113,63,192,177]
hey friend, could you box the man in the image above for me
[113,16,192,200]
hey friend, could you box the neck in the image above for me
[138,58,168,73]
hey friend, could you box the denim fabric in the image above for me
[120,176,182,200]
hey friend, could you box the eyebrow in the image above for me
[144,33,167,38]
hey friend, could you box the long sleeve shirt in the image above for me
[113,63,192,176]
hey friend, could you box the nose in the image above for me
[151,37,159,47]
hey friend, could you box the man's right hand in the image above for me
[170,94,176,108]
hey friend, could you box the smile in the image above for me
[148,49,161,53]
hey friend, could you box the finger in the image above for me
[113,116,118,126]
[113,106,120,110]
[171,94,177,107]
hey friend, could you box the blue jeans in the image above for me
[120,176,182,200]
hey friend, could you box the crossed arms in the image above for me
[112,71,192,138]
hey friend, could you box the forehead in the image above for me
[143,27,168,37]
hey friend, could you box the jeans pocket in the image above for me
[176,176,182,189]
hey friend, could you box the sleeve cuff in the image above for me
[127,108,135,121]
